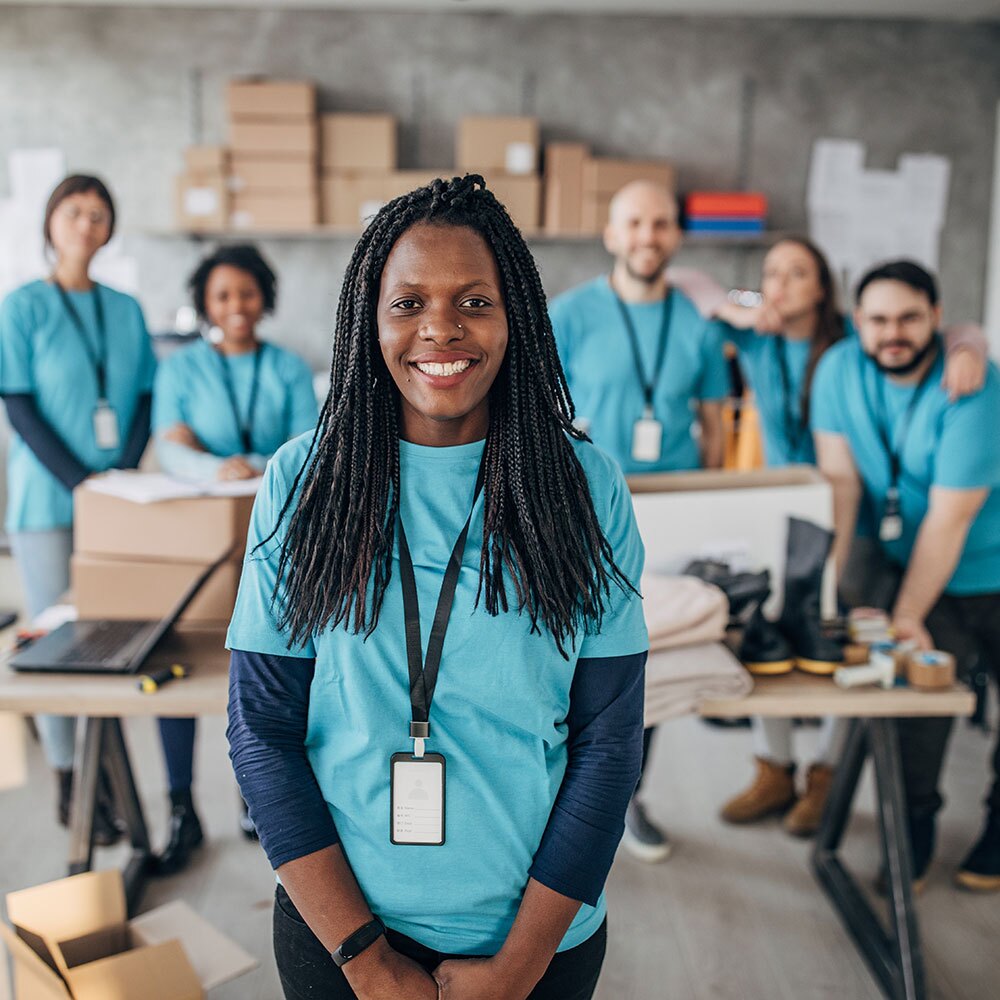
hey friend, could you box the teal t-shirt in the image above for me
[0,279,157,532]
[153,338,317,478]
[227,432,648,954]
[549,277,730,474]
[811,336,1000,595]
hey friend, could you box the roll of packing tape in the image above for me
[906,649,956,691]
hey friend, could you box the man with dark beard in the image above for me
[549,181,728,477]
[548,181,729,864]
[812,259,1000,893]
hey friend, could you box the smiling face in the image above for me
[855,278,941,375]
[204,264,265,347]
[603,181,682,284]
[377,222,509,446]
[48,190,112,266]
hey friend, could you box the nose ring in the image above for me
[457,323,463,330]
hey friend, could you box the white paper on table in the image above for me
[0,713,27,791]
[85,470,261,503]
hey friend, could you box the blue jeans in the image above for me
[9,527,76,769]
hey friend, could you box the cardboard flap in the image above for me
[58,925,130,969]
[0,923,72,999]
[130,901,258,990]
[7,871,126,964]
[64,939,203,1000]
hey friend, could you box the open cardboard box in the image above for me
[2,870,257,999]
[628,465,835,618]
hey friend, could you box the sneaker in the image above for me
[955,814,1000,892]
[622,798,672,863]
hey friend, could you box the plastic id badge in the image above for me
[93,402,121,451]
[631,416,663,463]
[390,752,445,846]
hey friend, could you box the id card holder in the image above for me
[632,408,663,463]
[879,488,903,542]
[390,751,445,846]
[93,401,121,451]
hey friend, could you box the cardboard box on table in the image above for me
[628,466,835,618]
[320,113,397,172]
[2,870,256,999]
[456,116,539,175]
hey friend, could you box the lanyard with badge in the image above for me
[864,342,939,543]
[390,459,485,846]
[215,344,265,454]
[54,281,120,450]
[612,291,674,463]
[775,337,808,457]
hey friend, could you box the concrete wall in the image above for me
[0,6,998,372]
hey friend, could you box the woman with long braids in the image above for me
[227,175,648,1000]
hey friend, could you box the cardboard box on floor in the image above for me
[456,116,539,175]
[628,466,835,618]
[543,142,588,235]
[2,869,257,1000]
[72,554,241,625]
[73,487,254,564]
[320,113,397,172]
[227,78,315,120]
[175,174,228,232]
[231,190,318,230]
[229,154,316,193]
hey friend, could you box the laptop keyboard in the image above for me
[52,621,147,664]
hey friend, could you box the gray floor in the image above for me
[2,705,998,1000]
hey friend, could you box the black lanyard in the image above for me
[612,290,674,414]
[54,281,108,399]
[775,337,808,455]
[864,339,939,490]
[397,460,485,741]
[216,344,265,454]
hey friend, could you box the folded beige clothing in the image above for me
[641,573,728,651]
[644,642,753,726]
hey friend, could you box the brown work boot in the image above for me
[720,757,796,824]
[784,763,834,838]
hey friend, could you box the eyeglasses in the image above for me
[57,203,112,227]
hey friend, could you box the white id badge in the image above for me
[879,514,903,542]
[390,752,445,846]
[632,416,663,463]
[93,402,121,451]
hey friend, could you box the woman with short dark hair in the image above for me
[227,176,648,1000]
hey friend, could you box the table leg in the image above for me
[811,718,927,1000]
[102,718,153,913]
[67,717,103,876]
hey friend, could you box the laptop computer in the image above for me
[9,548,234,675]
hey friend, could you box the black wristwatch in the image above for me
[330,916,386,968]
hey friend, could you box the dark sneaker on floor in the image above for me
[622,798,672,863]
[875,813,934,896]
[955,815,1000,892]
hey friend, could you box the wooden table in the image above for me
[0,625,229,911]
[701,670,975,1000]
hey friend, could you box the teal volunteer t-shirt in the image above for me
[0,279,157,532]
[811,336,1000,594]
[153,337,317,476]
[227,433,648,955]
[549,277,730,474]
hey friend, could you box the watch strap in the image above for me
[330,916,385,968]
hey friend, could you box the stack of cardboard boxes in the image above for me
[71,485,254,625]
[542,143,676,236]
[227,79,319,231]
[175,146,230,233]
[456,116,541,234]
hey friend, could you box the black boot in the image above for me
[55,768,123,847]
[777,518,844,675]
[153,788,204,876]
[739,590,794,675]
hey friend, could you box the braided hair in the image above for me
[266,174,633,656]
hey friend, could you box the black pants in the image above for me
[272,884,607,1000]
[842,538,1000,825]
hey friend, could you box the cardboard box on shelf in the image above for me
[183,145,228,174]
[470,172,541,234]
[582,157,676,197]
[320,113,397,172]
[73,487,254,564]
[229,154,316,193]
[628,466,835,618]
[320,173,387,228]
[229,120,317,158]
[543,142,588,234]
[456,116,539,175]
[231,190,318,230]
[72,555,241,625]
[227,78,315,120]
[175,173,229,232]
[2,869,256,1000]
[385,169,451,197]
[581,190,614,234]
